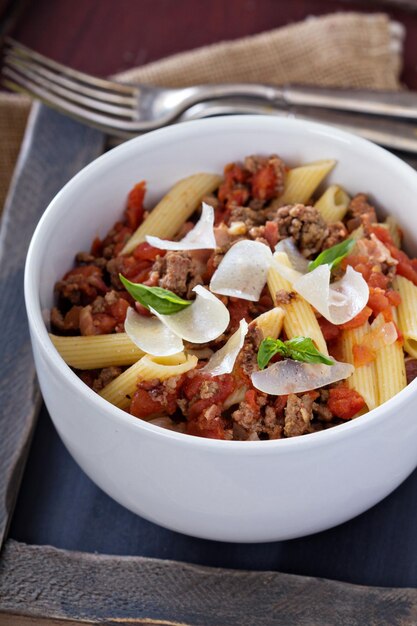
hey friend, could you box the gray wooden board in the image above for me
[0,540,416,626]
[0,103,416,625]
[0,101,105,545]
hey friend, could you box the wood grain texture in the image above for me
[0,103,104,548]
[0,540,415,626]
[6,0,417,89]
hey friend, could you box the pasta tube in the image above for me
[121,172,222,254]
[273,159,336,206]
[50,333,143,369]
[393,275,417,358]
[267,252,328,354]
[340,322,378,411]
[253,307,285,340]
[374,307,406,405]
[385,215,402,247]
[314,184,350,223]
[99,353,197,410]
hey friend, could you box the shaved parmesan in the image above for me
[272,252,304,285]
[152,285,230,343]
[146,202,216,250]
[251,359,354,395]
[210,240,272,301]
[275,238,309,273]
[201,319,248,376]
[124,307,183,356]
[293,265,369,325]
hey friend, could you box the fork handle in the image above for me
[189,84,417,120]
[281,84,417,119]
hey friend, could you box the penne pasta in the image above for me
[253,307,285,340]
[224,385,247,409]
[272,159,336,207]
[393,275,417,358]
[267,252,328,354]
[121,172,222,254]
[314,184,350,223]
[375,307,406,405]
[99,353,197,410]
[385,215,402,247]
[49,333,143,369]
[340,322,378,411]
[375,343,406,406]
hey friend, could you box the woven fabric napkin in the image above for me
[0,11,403,211]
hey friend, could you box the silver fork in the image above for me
[5,38,417,140]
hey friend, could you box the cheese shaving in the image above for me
[272,251,369,325]
[152,285,230,343]
[210,240,272,301]
[146,202,216,250]
[251,359,354,395]
[124,307,184,356]
[201,319,248,376]
[275,238,309,272]
[293,265,369,325]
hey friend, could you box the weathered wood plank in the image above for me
[0,103,105,548]
[0,540,416,626]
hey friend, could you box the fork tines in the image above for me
[2,38,140,134]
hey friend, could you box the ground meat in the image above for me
[313,401,333,422]
[229,205,266,227]
[322,221,348,249]
[262,404,284,439]
[152,250,204,299]
[92,366,123,392]
[146,377,180,406]
[232,393,284,440]
[199,380,220,399]
[346,194,377,232]
[50,305,82,332]
[244,154,287,201]
[186,404,229,440]
[79,305,117,336]
[236,325,263,378]
[405,358,417,385]
[284,393,314,437]
[232,397,261,433]
[55,265,108,306]
[270,204,328,258]
[75,251,107,269]
[274,289,294,306]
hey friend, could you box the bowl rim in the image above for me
[24,114,417,453]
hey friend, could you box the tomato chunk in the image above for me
[125,181,146,230]
[328,387,366,420]
[133,241,164,262]
[352,344,375,367]
[338,306,372,330]
[318,317,341,342]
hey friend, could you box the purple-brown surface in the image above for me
[5,0,417,88]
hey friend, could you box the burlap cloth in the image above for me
[0,12,404,211]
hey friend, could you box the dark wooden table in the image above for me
[1,1,417,624]
[1,0,417,88]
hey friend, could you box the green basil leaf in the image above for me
[257,337,287,370]
[308,238,356,272]
[283,337,334,365]
[119,274,192,315]
[257,336,334,370]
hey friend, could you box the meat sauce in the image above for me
[52,155,414,440]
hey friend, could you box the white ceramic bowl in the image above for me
[25,116,417,542]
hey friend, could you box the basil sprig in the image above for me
[120,274,192,315]
[308,238,355,272]
[257,336,334,370]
